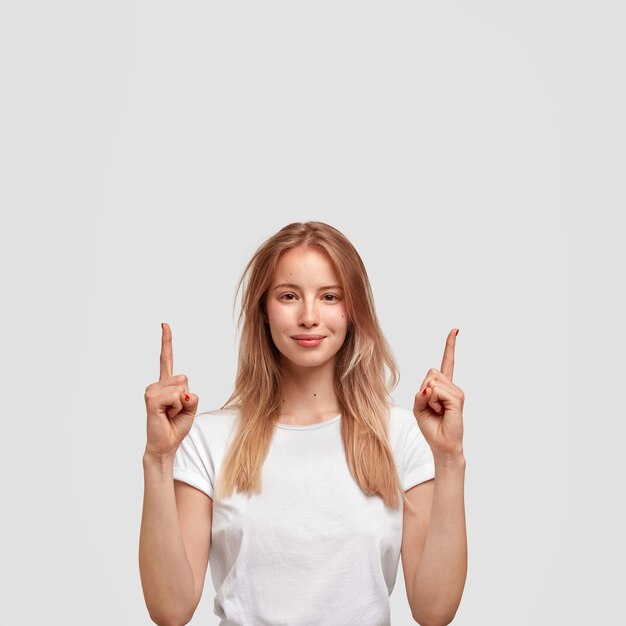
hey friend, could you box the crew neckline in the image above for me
[275,413,342,430]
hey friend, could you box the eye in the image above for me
[324,294,339,302]
[279,293,296,301]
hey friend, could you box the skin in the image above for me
[263,246,349,425]
[153,277,466,622]
[413,327,465,460]
[404,328,467,624]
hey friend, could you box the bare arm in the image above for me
[410,456,467,626]
[139,451,196,626]
[139,322,212,624]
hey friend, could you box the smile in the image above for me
[292,337,325,347]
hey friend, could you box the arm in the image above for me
[410,455,467,626]
[139,451,196,626]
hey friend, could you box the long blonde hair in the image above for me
[215,221,413,511]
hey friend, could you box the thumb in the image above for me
[179,391,199,418]
[413,387,432,415]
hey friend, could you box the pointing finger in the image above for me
[160,322,174,381]
[440,328,458,381]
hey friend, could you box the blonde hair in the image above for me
[215,221,414,512]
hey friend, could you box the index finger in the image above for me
[440,328,458,381]
[159,322,173,381]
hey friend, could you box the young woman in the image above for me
[139,221,467,626]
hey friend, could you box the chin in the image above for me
[280,349,335,368]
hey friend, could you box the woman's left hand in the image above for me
[413,328,465,461]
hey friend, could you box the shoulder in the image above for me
[188,405,241,444]
[387,403,418,437]
[387,403,430,455]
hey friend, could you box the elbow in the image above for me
[412,599,460,626]
[412,612,455,626]
[148,611,193,626]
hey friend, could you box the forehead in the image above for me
[273,247,340,284]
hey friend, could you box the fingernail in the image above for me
[455,329,459,336]
[422,389,427,396]
[184,393,190,401]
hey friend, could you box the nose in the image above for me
[298,299,320,327]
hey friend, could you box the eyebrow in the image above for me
[272,282,344,291]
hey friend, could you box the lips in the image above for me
[292,335,325,347]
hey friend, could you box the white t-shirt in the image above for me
[173,403,435,626]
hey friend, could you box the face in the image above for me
[264,246,349,371]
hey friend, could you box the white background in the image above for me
[1,1,624,624]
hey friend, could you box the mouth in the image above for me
[292,335,325,347]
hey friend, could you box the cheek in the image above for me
[331,307,349,329]
[267,304,292,328]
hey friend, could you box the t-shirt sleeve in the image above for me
[402,414,436,491]
[173,418,215,499]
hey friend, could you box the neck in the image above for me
[278,355,341,421]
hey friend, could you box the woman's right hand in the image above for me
[143,322,199,459]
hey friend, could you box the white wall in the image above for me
[1,1,623,624]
